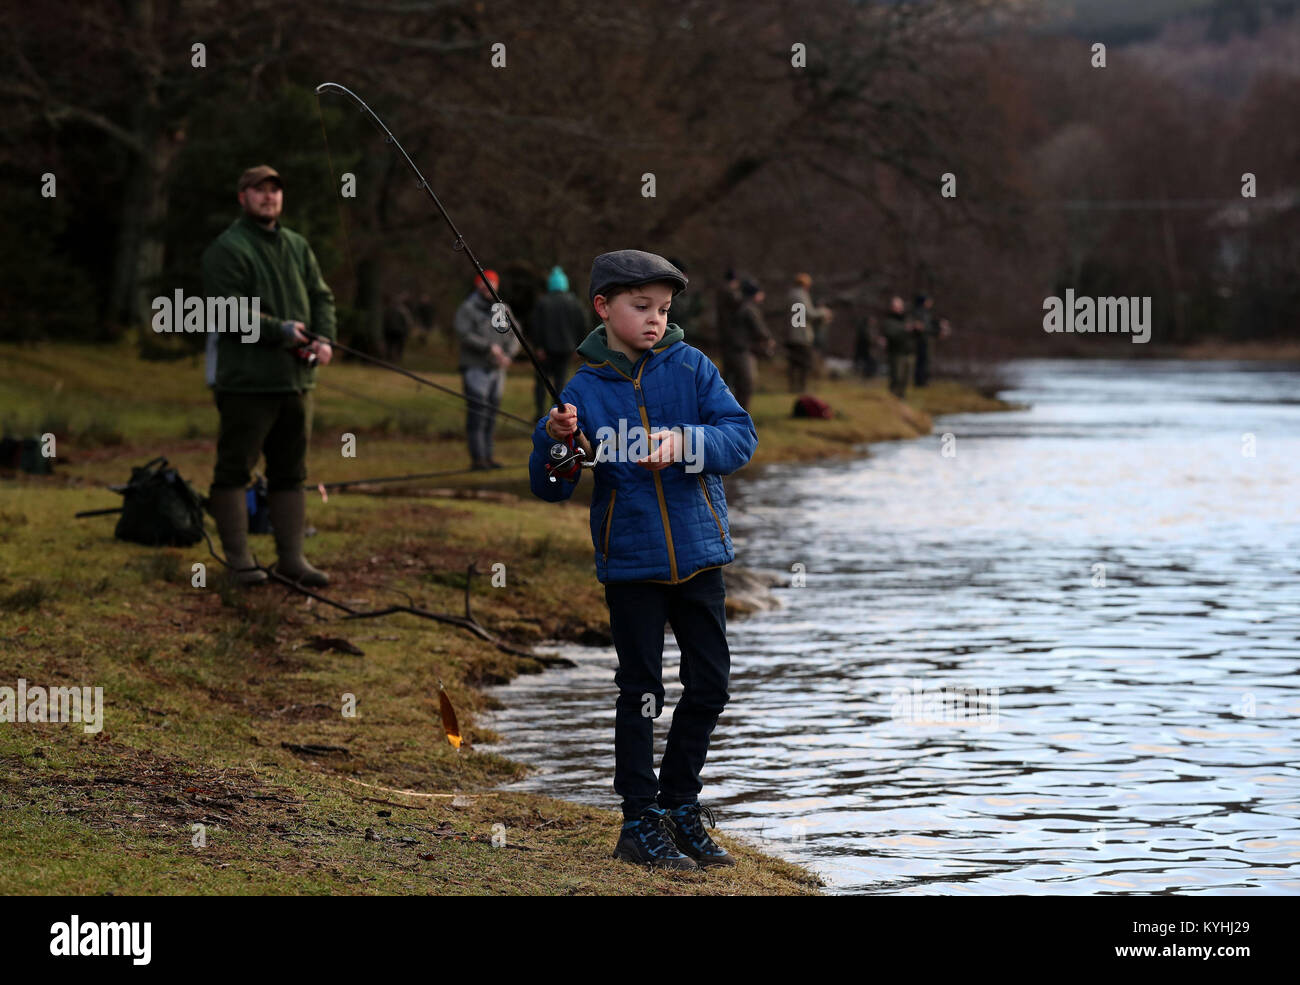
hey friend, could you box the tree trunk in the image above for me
[105,0,183,340]
[107,115,183,338]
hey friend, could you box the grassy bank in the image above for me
[0,340,1007,895]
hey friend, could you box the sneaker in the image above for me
[664,802,736,867]
[613,806,698,870]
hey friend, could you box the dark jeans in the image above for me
[211,389,310,493]
[604,567,731,819]
[462,366,504,463]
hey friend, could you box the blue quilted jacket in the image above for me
[529,324,758,583]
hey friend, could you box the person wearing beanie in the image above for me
[530,248,757,871]
[454,269,520,469]
[527,265,590,420]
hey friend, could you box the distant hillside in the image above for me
[1038,0,1295,43]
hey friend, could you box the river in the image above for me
[485,359,1300,894]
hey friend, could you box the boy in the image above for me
[529,250,758,870]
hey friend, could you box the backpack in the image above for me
[792,394,834,419]
[113,457,207,547]
[0,436,53,474]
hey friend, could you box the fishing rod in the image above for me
[321,463,526,492]
[315,81,594,483]
[306,338,538,430]
[74,461,528,524]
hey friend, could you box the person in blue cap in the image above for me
[530,249,758,871]
[527,266,590,419]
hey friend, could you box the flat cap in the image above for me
[237,165,283,193]
[588,250,688,303]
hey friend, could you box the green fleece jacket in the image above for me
[201,213,336,392]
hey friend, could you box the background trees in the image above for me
[2,0,1296,353]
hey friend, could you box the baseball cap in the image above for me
[237,165,283,193]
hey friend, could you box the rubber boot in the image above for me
[267,487,330,587]
[208,486,268,586]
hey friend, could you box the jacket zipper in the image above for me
[698,475,725,542]
[601,489,617,561]
[596,349,680,583]
[633,355,679,582]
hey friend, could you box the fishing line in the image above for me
[320,463,526,492]
[314,82,594,482]
[308,336,538,430]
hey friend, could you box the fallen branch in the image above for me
[281,742,350,757]
[201,531,573,666]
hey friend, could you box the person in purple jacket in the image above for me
[530,250,758,871]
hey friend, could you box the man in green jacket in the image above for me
[202,165,336,587]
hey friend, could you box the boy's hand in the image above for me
[547,403,578,440]
[637,430,680,471]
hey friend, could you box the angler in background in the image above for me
[807,273,833,377]
[853,308,879,379]
[714,267,741,354]
[531,249,758,871]
[932,314,953,380]
[912,293,937,387]
[382,290,415,363]
[881,293,915,399]
[786,272,830,393]
[202,164,336,588]
[414,292,437,343]
[724,277,775,411]
[527,266,589,421]
[455,269,520,470]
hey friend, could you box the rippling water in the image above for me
[486,360,1300,894]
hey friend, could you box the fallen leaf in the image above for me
[439,687,461,749]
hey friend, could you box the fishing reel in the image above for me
[546,437,595,483]
[293,343,319,368]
